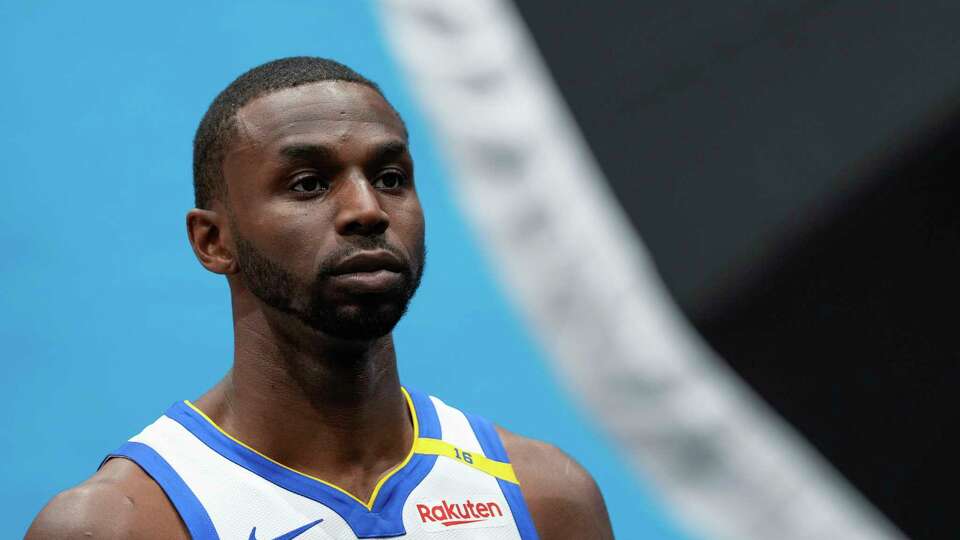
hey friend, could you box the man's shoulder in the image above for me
[496,426,614,540]
[25,458,188,540]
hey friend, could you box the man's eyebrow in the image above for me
[278,141,409,163]
[279,143,336,162]
[371,140,410,162]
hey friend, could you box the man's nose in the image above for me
[334,174,390,237]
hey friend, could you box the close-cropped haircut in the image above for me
[192,56,394,209]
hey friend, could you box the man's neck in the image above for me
[193,306,413,503]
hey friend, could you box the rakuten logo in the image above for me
[416,499,505,530]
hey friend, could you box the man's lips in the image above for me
[329,269,403,292]
[328,250,405,276]
[327,250,406,292]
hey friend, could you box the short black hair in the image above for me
[192,56,393,209]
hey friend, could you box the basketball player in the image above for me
[26,57,613,539]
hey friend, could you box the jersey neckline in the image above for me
[164,386,442,538]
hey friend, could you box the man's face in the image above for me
[220,81,425,340]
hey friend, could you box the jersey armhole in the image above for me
[463,413,540,540]
[103,441,219,540]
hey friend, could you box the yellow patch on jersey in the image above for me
[413,438,519,484]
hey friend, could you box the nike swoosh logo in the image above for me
[248,518,324,540]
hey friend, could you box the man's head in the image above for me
[187,57,425,341]
[193,56,406,210]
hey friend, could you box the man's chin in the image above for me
[302,302,408,341]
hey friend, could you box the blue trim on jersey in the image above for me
[104,441,219,540]
[361,387,442,537]
[465,412,540,540]
[406,387,442,439]
[164,387,440,539]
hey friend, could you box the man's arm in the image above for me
[25,458,188,540]
[498,427,615,540]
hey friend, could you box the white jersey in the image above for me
[104,388,538,539]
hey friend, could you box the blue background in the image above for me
[0,2,691,538]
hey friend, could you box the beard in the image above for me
[233,233,425,341]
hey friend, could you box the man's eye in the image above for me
[291,175,329,193]
[374,171,406,189]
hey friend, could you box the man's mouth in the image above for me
[328,250,405,276]
[329,269,403,292]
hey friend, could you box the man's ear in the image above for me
[186,208,238,275]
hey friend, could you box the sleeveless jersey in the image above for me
[104,388,539,539]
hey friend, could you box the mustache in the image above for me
[317,237,413,278]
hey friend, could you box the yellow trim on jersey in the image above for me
[413,437,519,484]
[183,387,419,511]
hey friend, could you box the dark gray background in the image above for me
[514,1,960,538]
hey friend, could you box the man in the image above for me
[27,57,613,539]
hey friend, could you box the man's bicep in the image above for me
[500,428,615,540]
[25,459,189,540]
[529,446,614,539]
[26,482,136,539]
[549,453,614,538]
